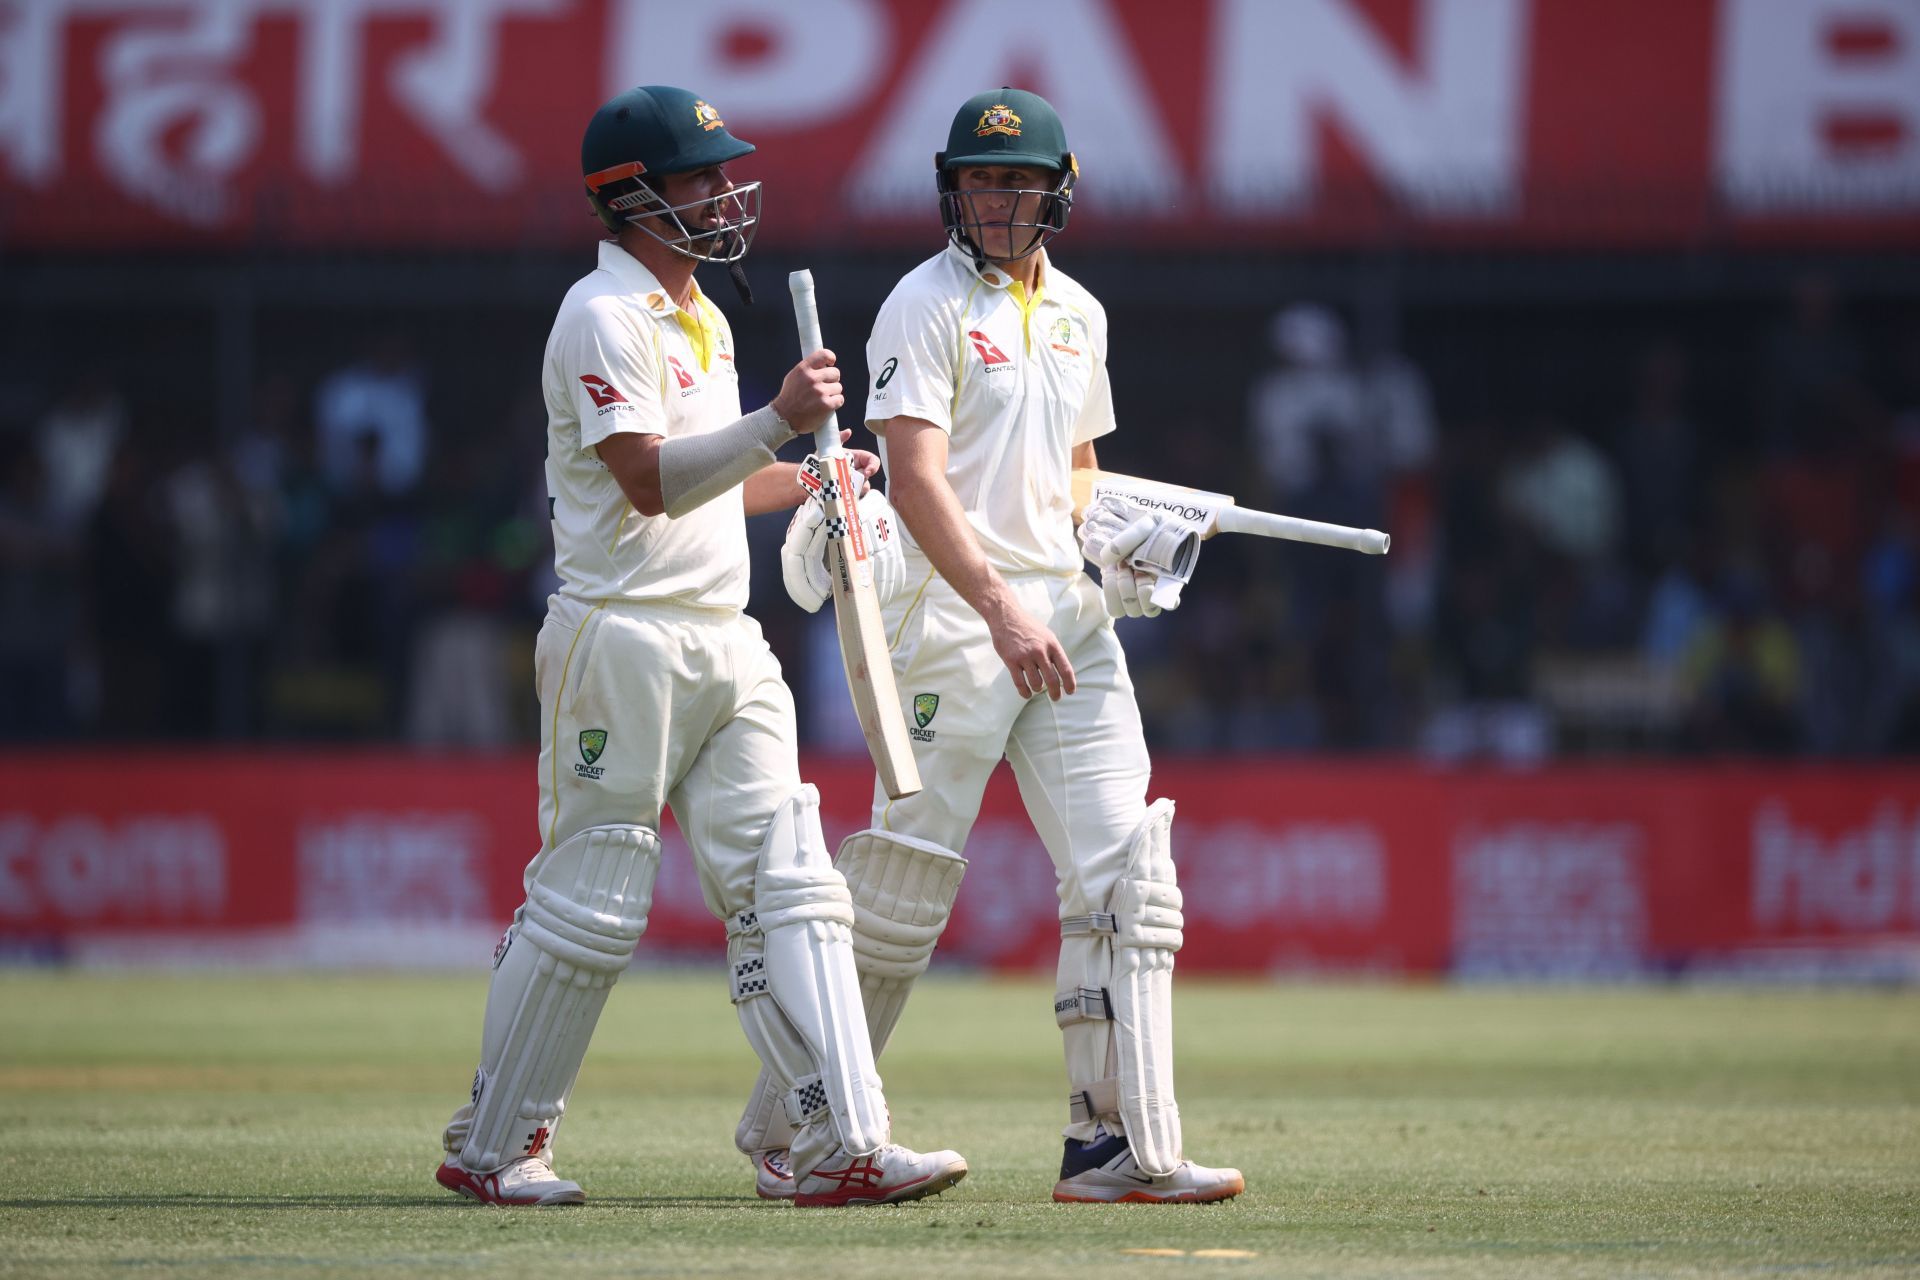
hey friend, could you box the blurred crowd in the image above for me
[2,271,1916,759]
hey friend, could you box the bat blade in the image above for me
[791,271,922,798]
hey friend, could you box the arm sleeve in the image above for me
[655,405,793,518]
[1072,296,1117,446]
[865,282,959,434]
[554,297,668,449]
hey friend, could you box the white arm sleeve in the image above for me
[656,405,794,518]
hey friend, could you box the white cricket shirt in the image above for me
[865,243,1115,576]
[542,241,748,608]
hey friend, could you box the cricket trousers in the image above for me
[528,592,804,920]
[870,561,1154,927]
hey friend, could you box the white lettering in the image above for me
[1184,821,1386,928]
[298,812,488,923]
[1751,802,1919,931]
[0,813,227,922]
[1717,0,1920,211]
[852,0,1180,212]
[1209,0,1528,214]
[0,0,66,185]
[606,0,884,131]
[1452,822,1646,976]
[95,0,263,224]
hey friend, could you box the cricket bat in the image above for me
[1071,469,1390,555]
[789,271,921,799]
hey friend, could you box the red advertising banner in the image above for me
[2,752,1915,978]
[1,0,1916,251]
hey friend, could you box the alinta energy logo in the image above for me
[967,330,1011,368]
[579,374,630,413]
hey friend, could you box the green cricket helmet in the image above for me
[582,85,761,262]
[935,87,1078,262]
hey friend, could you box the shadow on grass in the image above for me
[2,1194,761,1209]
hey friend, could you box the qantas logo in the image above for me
[967,330,1010,366]
[578,374,627,408]
[666,356,697,393]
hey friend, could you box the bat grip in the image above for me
[1217,506,1391,554]
[787,270,842,457]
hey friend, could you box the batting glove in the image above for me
[1076,496,1202,618]
[781,458,906,613]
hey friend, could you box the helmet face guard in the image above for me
[587,169,763,263]
[936,162,1076,263]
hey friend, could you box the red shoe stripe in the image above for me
[794,1169,937,1208]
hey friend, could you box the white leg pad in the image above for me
[839,828,968,1055]
[452,824,659,1172]
[728,786,889,1178]
[1055,799,1184,1176]
[734,827,966,1159]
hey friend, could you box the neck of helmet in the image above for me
[617,225,700,311]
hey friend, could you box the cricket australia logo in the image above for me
[975,104,1022,138]
[575,729,608,780]
[911,693,939,743]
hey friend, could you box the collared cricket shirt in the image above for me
[865,243,1115,576]
[542,240,748,608]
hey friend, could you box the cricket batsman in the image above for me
[740,87,1243,1203]
[434,85,966,1207]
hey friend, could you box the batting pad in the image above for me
[455,824,659,1172]
[838,828,969,1055]
[734,827,966,1159]
[728,786,889,1178]
[1056,799,1186,1176]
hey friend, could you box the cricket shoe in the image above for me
[751,1147,796,1201]
[792,1143,968,1207]
[436,1155,586,1206]
[1051,1133,1244,1204]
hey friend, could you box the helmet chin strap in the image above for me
[726,246,754,305]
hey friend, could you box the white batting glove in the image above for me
[781,461,905,613]
[1077,496,1203,618]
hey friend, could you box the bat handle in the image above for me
[1217,506,1391,554]
[787,270,843,457]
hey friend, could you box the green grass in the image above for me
[2,973,1917,1278]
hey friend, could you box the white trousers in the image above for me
[872,563,1152,920]
[529,592,802,921]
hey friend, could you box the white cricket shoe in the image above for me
[1051,1133,1244,1204]
[435,1155,586,1206]
[751,1147,796,1200]
[792,1142,968,1207]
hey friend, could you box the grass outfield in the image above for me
[1,974,1916,1279]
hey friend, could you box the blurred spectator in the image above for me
[1423,554,1550,764]
[1679,568,1801,754]
[163,427,276,737]
[1619,340,1698,572]
[405,447,516,747]
[35,380,125,534]
[1500,415,1620,563]
[1248,304,1367,504]
[83,444,175,737]
[1758,272,1874,456]
[314,332,431,497]
[0,442,78,738]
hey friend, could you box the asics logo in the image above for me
[811,1156,885,1190]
